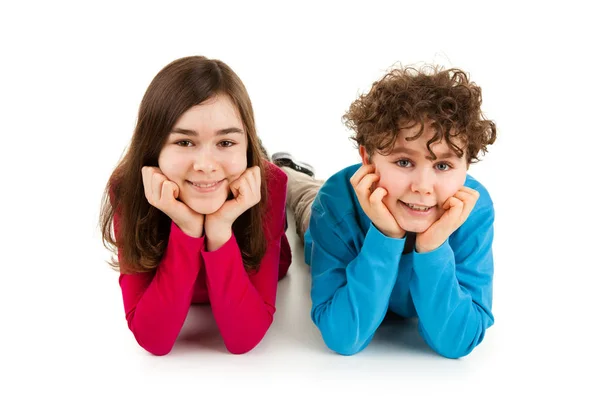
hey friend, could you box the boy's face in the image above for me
[360,121,468,233]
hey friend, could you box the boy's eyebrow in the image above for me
[388,146,419,156]
[436,151,460,159]
[388,146,459,159]
[170,127,244,136]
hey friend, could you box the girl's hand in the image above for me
[204,166,261,250]
[141,166,204,238]
[350,164,406,239]
[415,186,479,253]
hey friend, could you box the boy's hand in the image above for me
[350,164,406,239]
[415,186,479,253]
[141,166,204,238]
[204,166,261,250]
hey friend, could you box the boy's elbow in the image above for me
[329,343,362,356]
[322,333,366,356]
[436,347,469,359]
[432,337,479,359]
[313,309,367,356]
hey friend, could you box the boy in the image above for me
[273,65,497,359]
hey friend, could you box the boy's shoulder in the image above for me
[312,163,365,225]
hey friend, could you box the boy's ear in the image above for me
[359,145,371,165]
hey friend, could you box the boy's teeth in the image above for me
[407,203,431,211]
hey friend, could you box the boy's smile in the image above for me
[360,121,468,233]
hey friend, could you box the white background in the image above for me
[1,0,599,398]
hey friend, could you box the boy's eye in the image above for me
[436,162,451,171]
[396,159,412,168]
[176,140,193,147]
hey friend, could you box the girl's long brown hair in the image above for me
[99,56,268,274]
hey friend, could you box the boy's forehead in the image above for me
[387,131,465,159]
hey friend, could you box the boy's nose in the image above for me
[410,169,434,195]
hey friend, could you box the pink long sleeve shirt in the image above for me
[115,162,291,355]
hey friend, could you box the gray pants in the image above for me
[281,166,324,244]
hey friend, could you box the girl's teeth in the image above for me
[193,182,217,188]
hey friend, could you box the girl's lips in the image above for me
[187,179,225,193]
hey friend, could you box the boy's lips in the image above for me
[399,200,435,210]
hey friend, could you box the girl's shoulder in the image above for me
[264,160,288,190]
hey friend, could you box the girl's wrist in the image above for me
[173,218,203,238]
[206,228,232,251]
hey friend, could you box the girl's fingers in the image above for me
[239,166,261,203]
[230,178,241,199]
[141,167,152,201]
[151,172,165,205]
[161,180,179,203]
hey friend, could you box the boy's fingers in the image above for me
[355,173,379,197]
[459,186,479,198]
[350,164,375,188]
[453,190,471,203]
[446,197,464,220]
[369,186,387,205]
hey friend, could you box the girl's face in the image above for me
[361,121,468,233]
[158,94,248,215]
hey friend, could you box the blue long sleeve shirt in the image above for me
[304,163,495,359]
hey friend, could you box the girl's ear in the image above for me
[359,145,371,165]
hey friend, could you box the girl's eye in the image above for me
[396,159,413,168]
[436,162,451,171]
[218,140,235,148]
[176,140,193,147]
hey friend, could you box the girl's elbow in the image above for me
[137,338,175,356]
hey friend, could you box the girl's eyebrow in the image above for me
[170,127,244,136]
[215,127,244,135]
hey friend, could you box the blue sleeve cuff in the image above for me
[412,238,454,272]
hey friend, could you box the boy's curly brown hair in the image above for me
[343,65,496,163]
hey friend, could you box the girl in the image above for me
[99,56,291,355]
